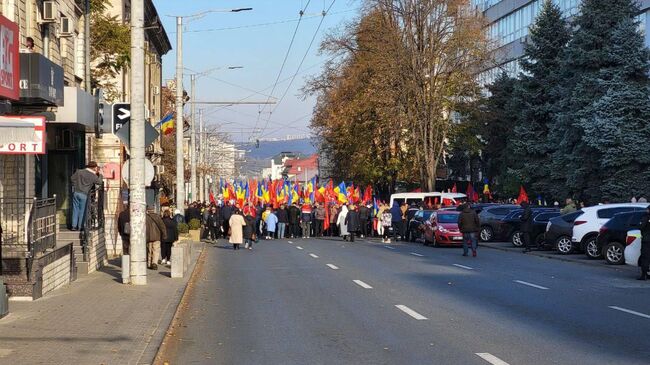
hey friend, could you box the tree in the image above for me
[510,0,570,200]
[553,0,640,202]
[90,0,130,101]
[375,0,492,191]
[582,17,650,200]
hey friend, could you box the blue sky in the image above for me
[154,0,362,143]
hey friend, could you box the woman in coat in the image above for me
[229,209,247,250]
[337,204,349,240]
[161,210,178,266]
[345,204,360,242]
[243,212,255,250]
[638,207,650,280]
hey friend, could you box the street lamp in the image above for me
[173,7,252,207]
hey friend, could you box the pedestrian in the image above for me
[638,206,650,280]
[229,209,246,250]
[265,208,278,239]
[207,206,222,242]
[300,202,312,238]
[400,202,408,239]
[377,203,386,237]
[161,209,178,265]
[146,207,167,270]
[390,201,402,241]
[458,203,480,257]
[70,161,102,230]
[405,203,418,240]
[329,203,338,236]
[520,201,534,252]
[173,209,184,225]
[337,204,349,240]
[640,196,648,203]
[117,204,130,255]
[243,210,255,249]
[345,204,360,242]
[314,203,326,237]
[358,204,370,238]
[381,208,392,243]
[221,202,233,238]
[288,203,301,238]
[560,198,576,215]
[276,203,289,239]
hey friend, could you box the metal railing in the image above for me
[81,184,105,261]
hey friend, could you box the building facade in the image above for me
[474,0,650,85]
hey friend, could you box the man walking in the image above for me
[276,204,288,239]
[70,161,102,230]
[300,202,312,238]
[358,204,370,238]
[520,201,534,252]
[117,204,130,255]
[314,203,326,237]
[458,203,480,257]
[146,207,167,270]
[288,203,301,238]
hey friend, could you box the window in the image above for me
[536,212,561,222]
[562,211,582,222]
[489,208,511,216]
[437,214,459,223]
[597,207,636,219]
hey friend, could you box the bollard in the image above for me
[0,277,8,319]
[122,255,131,284]
[171,243,184,278]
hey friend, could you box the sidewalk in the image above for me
[0,241,204,365]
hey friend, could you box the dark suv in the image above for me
[408,210,434,242]
[505,210,561,248]
[544,211,583,254]
[478,205,521,242]
[597,211,645,265]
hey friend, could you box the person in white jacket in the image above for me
[337,204,349,240]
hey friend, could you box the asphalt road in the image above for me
[159,237,650,365]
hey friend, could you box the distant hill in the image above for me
[237,138,317,160]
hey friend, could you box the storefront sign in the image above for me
[0,15,19,100]
[19,53,64,106]
[0,116,46,154]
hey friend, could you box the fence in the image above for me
[81,185,105,261]
[0,196,57,258]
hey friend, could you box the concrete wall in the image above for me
[86,228,107,273]
[41,251,71,296]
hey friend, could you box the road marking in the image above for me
[384,245,396,250]
[514,280,549,290]
[326,264,339,270]
[609,306,650,319]
[395,305,428,320]
[288,241,293,244]
[476,353,511,365]
[410,252,424,257]
[453,264,474,270]
[309,253,319,258]
[353,279,373,289]
[296,246,303,250]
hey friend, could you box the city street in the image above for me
[158,237,650,365]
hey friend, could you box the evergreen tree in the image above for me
[510,0,570,200]
[583,17,650,200]
[553,0,640,203]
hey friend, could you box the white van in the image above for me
[389,192,466,208]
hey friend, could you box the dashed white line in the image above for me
[326,264,339,270]
[296,246,303,250]
[353,280,373,289]
[410,252,424,257]
[288,241,293,244]
[476,353,511,365]
[453,264,474,270]
[309,253,319,258]
[384,245,396,250]
[395,305,428,320]
[609,306,650,319]
[514,280,549,290]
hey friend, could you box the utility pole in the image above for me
[129,0,147,285]
[84,0,91,92]
[190,74,197,202]
[199,109,205,202]
[175,16,185,209]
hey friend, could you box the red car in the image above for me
[422,211,463,246]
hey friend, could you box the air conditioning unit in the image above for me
[42,1,58,22]
[59,16,72,37]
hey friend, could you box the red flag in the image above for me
[516,186,529,204]
[324,204,330,231]
[362,185,373,204]
[451,183,457,193]
[209,189,216,204]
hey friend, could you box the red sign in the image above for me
[0,15,18,100]
[0,116,46,154]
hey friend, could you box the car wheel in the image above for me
[584,237,602,259]
[511,231,524,247]
[556,236,573,255]
[604,242,625,265]
[480,226,493,242]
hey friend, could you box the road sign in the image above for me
[122,159,155,187]
[114,120,159,149]
[112,103,131,134]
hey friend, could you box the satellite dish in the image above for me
[122,159,155,187]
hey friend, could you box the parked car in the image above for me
[508,210,561,248]
[408,210,434,242]
[478,205,521,242]
[422,211,462,246]
[624,230,645,270]
[572,204,649,259]
[596,211,645,265]
[544,211,583,254]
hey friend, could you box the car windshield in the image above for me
[437,214,458,223]
[423,211,433,220]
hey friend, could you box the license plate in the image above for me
[452,236,462,240]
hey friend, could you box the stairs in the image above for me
[57,228,89,275]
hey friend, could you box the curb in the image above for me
[151,241,207,365]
